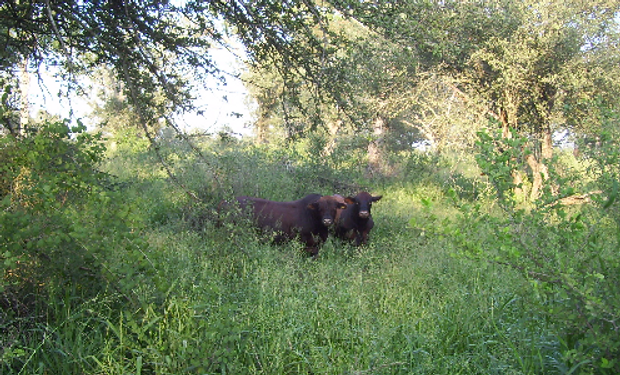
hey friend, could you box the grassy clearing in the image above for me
[106,220,546,374]
[3,140,572,374]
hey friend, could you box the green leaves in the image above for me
[602,179,618,209]
[1,119,148,301]
[475,128,528,206]
[446,123,620,373]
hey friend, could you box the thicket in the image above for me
[2,1,619,373]
[1,116,620,374]
[0,120,150,369]
[444,123,620,373]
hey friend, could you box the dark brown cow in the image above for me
[334,191,382,246]
[232,193,346,256]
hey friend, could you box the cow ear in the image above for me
[344,197,356,204]
[372,195,383,202]
[307,202,318,210]
[337,203,348,209]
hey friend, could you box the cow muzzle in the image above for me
[359,211,370,219]
[322,218,334,226]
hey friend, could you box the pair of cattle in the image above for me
[223,192,382,256]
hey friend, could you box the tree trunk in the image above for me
[526,153,543,200]
[525,128,554,201]
[324,119,342,155]
[254,118,268,143]
[18,56,30,135]
[367,116,386,176]
[500,103,526,199]
[542,127,553,159]
[500,108,511,139]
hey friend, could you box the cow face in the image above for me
[345,192,382,219]
[308,196,348,227]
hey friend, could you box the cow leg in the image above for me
[361,232,369,245]
[305,246,320,258]
[354,232,364,246]
[301,233,321,258]
[356,229,370,246]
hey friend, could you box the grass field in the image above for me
[3,133,615,374]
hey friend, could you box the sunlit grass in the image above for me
[5,143,564,375]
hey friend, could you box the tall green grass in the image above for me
[3,136,566,374]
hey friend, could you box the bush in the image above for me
[444,127,620,374]
[0,120,149,313]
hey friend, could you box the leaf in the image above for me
[421,197,433,208]
[603,179,618,209]
[601,357,614,369]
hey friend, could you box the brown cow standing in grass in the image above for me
[226,193,347,257]
[333,192,382,246]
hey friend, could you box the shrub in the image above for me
[0,120,149,312]
[445,127,620,374]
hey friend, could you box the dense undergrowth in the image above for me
[2,123,619,374]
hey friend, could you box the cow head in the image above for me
[345,192,382,219]
[332,194,347,222]
[308,196,348,227]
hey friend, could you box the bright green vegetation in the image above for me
[3,1,619,373]
[2,124,619,374]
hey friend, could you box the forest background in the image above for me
[2,1,620,374]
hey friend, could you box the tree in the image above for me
[1,0,356,201]
[243,8,426,174]
[1,1,341,133]
[402,73,487,153]
[333,0,620,199]
[463,1,620,198]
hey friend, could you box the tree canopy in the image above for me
[1,0,335,135]
[3,1,618,143]
[328,0,620,133]
[2,0,620,194]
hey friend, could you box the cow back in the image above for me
[237,194,318,235]
[230,193,344,256]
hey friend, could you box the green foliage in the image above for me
[3,130,574,374]
[331,0,620,157]
[9,214,552,374]
[0,119,149,308]
[475,128,530,206]
[2,0,351,141]
[4,1,620,373]
[444,126,620,373]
